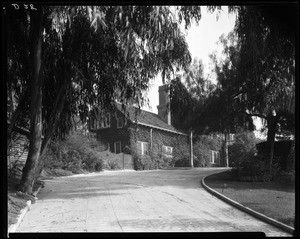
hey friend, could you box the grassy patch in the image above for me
[205,170,295,227]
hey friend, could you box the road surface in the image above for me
[15,168,291,236]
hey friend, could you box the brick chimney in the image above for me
[157,85,171,125]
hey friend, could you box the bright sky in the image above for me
[143,6,237,114]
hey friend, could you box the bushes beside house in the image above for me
[228,130,258,168]
[173,134,222,167]
[228,130,271,182]
[133,153,157,170]
[256,140,294,171]
[257,140,295,184]
[173,140,190,167]
[232,154,280,182]
[229,130,295,183]
[193,135,222,167]
[133,150,177,170]
[44,130,104,174]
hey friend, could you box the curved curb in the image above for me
[201,176,295,235]
[8,184,43,234]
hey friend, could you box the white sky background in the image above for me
[142,6,236,114]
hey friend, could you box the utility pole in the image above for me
[190,130,194,168]
[224,132,229,167]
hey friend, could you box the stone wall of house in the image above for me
[129,124,189,157]
[8,132,29,165]
[92,111,131,153]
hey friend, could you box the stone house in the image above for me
[88,85,189,160]
[89,85,231,167]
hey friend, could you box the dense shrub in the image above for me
[193,141,211,167]
[232,154,280,182]
[43,141,64,170]
[228,130,258,167]
[174,157,190,167]
[227,130,282,182]
[274,142,295,185]
[62,149,83,173]
[107,159,122,170]
[173,141,190,167]
[286,142,295,172]
[193,135,222,167]
[156,155,175,168]
[43,132,104,173]
[133,153,156,170]
[256,140,294,171]
[276,170,295,184]
[81,150,104,172]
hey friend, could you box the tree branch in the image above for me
[238,110,267,119]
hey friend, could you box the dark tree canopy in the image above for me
[209,4,296,172]
[6,5,203,193]
[7,5,202,139]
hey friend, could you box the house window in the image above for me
[114,141,121,154]
[227,133,235,141]
[100,113,111,128]
[137,141,149,155]
[90,112,111,130]
[117,117,124,128]
[210,150,220,164]
[162,145,173,158]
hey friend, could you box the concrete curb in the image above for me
[8,184,43,234]
[201,176,295,235]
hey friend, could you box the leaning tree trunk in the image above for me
[34,14,73,179]
[266,114,279,174]
[35,81,69,179]
[18,8,44,194]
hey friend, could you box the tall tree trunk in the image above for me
[35,78,69,179]
[18,8,44,194]
[266,114,279,173]
[34,14,73,180]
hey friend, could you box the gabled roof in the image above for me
[115,103,187,136]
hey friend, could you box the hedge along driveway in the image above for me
[15,168,291,236]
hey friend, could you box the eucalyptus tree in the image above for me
[6,5,202,194]
[169,76,198,131]
[211,5,296,172]
[183,58,215,101]
[170,5,297,170]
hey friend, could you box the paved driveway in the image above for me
[16,168,291,236]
